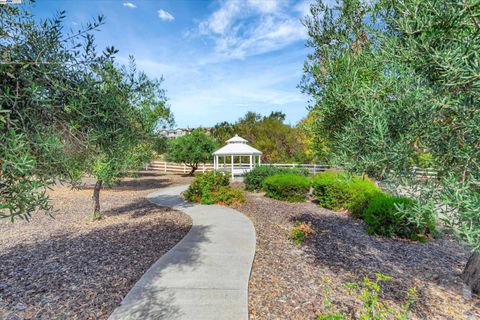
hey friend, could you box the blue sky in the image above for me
[31,0,314,128]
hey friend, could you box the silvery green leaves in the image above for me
[1,4,171,220]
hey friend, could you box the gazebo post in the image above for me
[231,154,234,179]
[223,156,226,172]
[258,156,261,166]
[249,155,253,169]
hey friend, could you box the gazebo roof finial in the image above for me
[226,134,248,144]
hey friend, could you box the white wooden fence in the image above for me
[146,161,439,178]
[147,161,215,174]
[146,161,330,175]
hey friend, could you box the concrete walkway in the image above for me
[109,185,256,320]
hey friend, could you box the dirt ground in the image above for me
[237,192,480,320]
[0,172,193,320]
[2,173,479,319]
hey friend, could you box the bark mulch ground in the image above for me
[0,172,193,320]
[237,192,480,320]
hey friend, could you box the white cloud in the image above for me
[247,0,282,13]
[197,0,308,60]
[158,9,175,21]
[132,50,308,127]
[123,2,137,9]
[199,0,242,34]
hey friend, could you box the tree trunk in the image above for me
[462,252,480,294]
[188,165,198,176]
[92,180,103,221]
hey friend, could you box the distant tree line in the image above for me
[210,111,327,164]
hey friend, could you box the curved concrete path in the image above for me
[109,185,256,320]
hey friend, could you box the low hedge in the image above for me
[184,171,245,206]
[363,193,436,240]
[311,172,380,217]
[244,165,309,192]
[212,186,246,206]
[263,173,311,202]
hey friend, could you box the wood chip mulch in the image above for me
[0,172,193,320]
[237,192,480,320]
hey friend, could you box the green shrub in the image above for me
[311,172,380,217]
[263,173,311,202]
[244,165,309,192]
[212,186,246,206]
[183,171,245,205]
[363,193,436,240]
[317,273,416,320]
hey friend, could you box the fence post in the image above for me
[164,162,167,173]
[202,164,205,173]
[313,163,316,175]
[183,163,186,174]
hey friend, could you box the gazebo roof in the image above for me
[213,134,262,156]
[226,135,248,144]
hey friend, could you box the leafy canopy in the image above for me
[0,3,171,220]
[165,129,217,174]
[302,0,480,251]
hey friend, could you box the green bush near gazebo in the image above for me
[184,171,245,206]
[244,165,309,192]
[263,173,311,202]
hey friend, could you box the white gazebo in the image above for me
[213,135,262,179]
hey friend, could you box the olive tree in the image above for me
[380,0,480,293]
[1,3,172,221]
[303,0,480,292]
[70,59,171,220]
[0,5,103,220]
[165,129,217,175]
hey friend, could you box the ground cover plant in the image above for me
[289,221,314,245]
[184,171,245,206]
[318,273,416,320]
[263,173,311,202]
[244,165,309,192]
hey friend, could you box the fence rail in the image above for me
[146,161,331,175]
[147,161,214,173]
[147,161,439,178]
